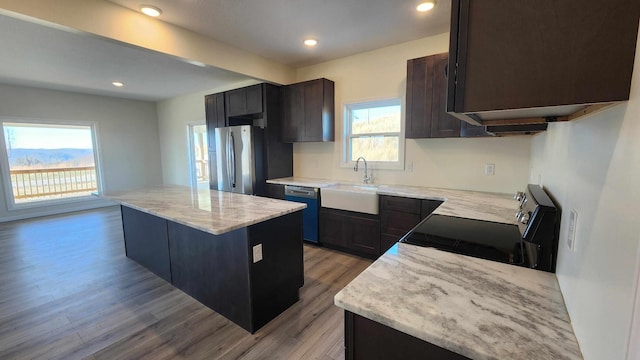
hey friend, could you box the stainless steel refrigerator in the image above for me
[211,125,264,195]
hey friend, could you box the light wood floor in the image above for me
[0,206,372,360]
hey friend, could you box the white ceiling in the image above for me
[107,0,452,67]
[0,0,451,101]
[0,14,253,101]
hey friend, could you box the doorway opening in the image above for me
[188,124,209,189]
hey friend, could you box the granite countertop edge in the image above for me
[101,185,306,236]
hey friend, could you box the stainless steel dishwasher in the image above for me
[284,185,319,243]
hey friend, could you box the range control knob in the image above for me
[514,191,525,201]
[519,212,531,224]
[515,210,523,219]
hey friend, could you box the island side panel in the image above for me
[167,222,253,332]
[120,205,172,282]
[248,210,304,331]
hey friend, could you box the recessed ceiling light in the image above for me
[140,5,162,17]
[112,81,124,87]
[303,39,318,47]
[416,1,436,12]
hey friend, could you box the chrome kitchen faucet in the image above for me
[354,156,371,184]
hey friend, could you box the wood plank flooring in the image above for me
[0,206,372,359]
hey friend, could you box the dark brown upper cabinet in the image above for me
[204,83,293,192]
[406,53,489,138]
[225,84,263,117]
[205,93,226,147]
[283,78,335,142]
[447,0,640,126]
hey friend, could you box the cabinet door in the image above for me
[381,234,400,254]
[449,0,640,114]
[283,83,304,142]
[405,56,433,138]
[282,78,335,142]
[263,183,285,200]
[381,211,421,237]
[430,54,461,138]
[348,215,381,256]
[226,88,247,117]
[205,93,226,147]
[245,85,263,114]
[319,208,347,248]
[226,85,263,117]
[303,80,324,141]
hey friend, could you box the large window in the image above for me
[0,120,102,208]
[344,99,403,168]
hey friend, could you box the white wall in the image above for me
[156,79,259,186]
[529,33,640,360]
[294,33,532,193]
[0,83,162,221]
[0,0,295,85]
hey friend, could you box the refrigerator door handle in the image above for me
[228,131,236,188]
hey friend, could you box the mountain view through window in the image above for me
[2,122,99,204]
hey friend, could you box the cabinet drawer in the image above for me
[380,196,421,214]
[380,210,421,237]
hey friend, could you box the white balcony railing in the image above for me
[10,166,97,201]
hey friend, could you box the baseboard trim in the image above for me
[0,199,118,223]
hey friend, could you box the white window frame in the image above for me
[0,118,105,211]
[186,121,209,190]
[342,98,405,171]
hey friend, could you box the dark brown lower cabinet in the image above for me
[345,311,470,360]
[319,207,380,259]
[263,183,285,200]
[120,205,303,333]
[379,196,443,253]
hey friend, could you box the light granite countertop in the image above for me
[267,176,339,189]
[267,177,519,225]
[267,178,581,358]
[335,244,583,360]
[101,185,306,235]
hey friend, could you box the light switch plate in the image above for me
[485,163,495,176]
[253,244,263,263]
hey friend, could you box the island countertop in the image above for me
[335,244,583,360]
[101,185,306,235]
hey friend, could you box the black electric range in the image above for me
[400,184,559,272]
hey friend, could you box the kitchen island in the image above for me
[102,185,306,333]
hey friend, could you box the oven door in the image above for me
[400,215,526,266]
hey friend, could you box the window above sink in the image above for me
[343,98,405,170]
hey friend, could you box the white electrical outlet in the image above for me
[567,209,578,251]
[485,163,495,176]
[253,244,263,263]
[407,161,414,172]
